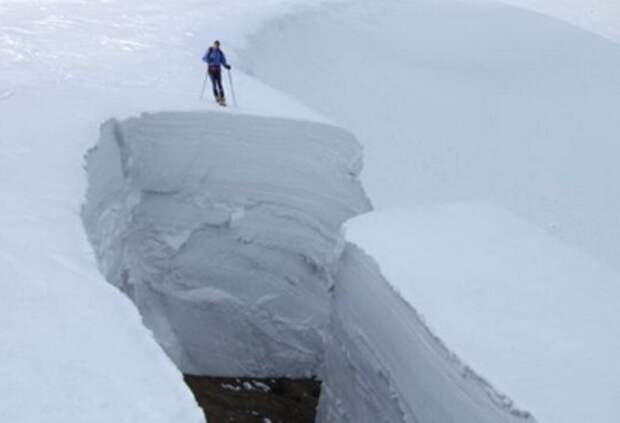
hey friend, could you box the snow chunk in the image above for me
[82,111,371,377]
[322,202,620,423]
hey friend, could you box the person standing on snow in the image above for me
[202,40,231,106]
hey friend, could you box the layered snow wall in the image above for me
[318,244,533,423]
[82,111,371,377]
[81,111,619,423]
[318,203,620,423]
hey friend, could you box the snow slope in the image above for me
[245,0,620,270]
[4,0,620,421]
[497,0,620,43]
[319,202,620,423]
[245,1,620,420]
[0,1,334,421]
[82,111,370,377]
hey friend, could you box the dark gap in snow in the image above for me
[184,375,321,423]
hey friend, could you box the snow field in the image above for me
[245,1,620,421]
[3,0,620,421]
[245,0,620,270]
[1,1,337,421]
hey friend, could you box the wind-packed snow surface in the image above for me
[0,0,334,421]
[318,203,620,423]
[245,0,620,270]
[498,0,620,43]
[83,111,371,377]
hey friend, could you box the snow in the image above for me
[0,84,205,423]
[245,0,620,270]
[82,111,370,377]
[3,0,620,421]
[319,241,533,423]
[0,0,336,421]
[497,0,620,43]
[337,202,620,423]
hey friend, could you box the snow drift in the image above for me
[318,245,532,423]
[245,0,620,270]
[82,111,371,377]
[498,0,620,44]
[6,0,620,420]
[318,203,620,423]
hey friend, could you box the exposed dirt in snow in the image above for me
[184,375,321,423]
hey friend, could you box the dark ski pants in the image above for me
[208,67,225,100]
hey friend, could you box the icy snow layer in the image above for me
[321,203,620,423]
[82,111,371,377]
[245,0,620,270]
[1,221,205,423]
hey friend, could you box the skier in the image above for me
[202,40,231,106]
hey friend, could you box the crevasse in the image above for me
[82,111,540,423]
[82,111,371,377]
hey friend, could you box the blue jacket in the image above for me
[203,47,228,69]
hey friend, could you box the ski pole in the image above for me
[227,68,238,107]
[200,67,209,100]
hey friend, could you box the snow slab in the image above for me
[343,202,620,423]
[82,111,371,377]
[4,0,620,420]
